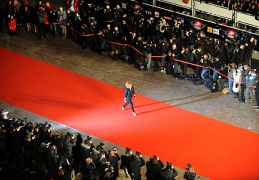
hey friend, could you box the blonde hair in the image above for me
[125,81,133,88]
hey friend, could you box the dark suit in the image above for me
[129,157,145,180]
[122,86,136,113]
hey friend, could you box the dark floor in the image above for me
[0,1,258,180]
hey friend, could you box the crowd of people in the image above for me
[0,1,259,179]
[205,0,259,18]
[0,109,197,180]
[0,0,259,102]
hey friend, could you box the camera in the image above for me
[186,163,192,169]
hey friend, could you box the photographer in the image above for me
[184,163,196,180]
[212,56,223,81]
[129,152,145,180]
[159,162,178,180]
[223,38,235,64]
[120,148,134,178]
[161,37,170,71]
[244,69,257,103]
[239,64,251,103]
[185,28,196,53]
[180,45,191,79]
[81,157,96,180]
[48,7,59,37]
[23,133,37,171]
[170,43,180,77]
[94,152,108,178]
[192,46,203,80]
[106,148,120,178]
[142,40,152,70]
[152,41,161,72]
[37,5,46,39]
[200,53,211,81]
[80,136,95,164]
[63,133,76,161]
[244,36,255,67]
[146,155,164,180]
[104,5,113,23]
[80,23,90,49]
[57,158,72,180]
[114,4,123,27]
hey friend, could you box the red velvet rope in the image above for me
[72,30,256,88]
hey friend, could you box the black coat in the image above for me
[129,158,145,180]
[159,168,178,180]
[146,160,164,180]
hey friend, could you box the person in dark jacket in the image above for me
[106,149,120,179]
[201,53,211,81]
[57,158,73,180]
[192,46,203,80]
[180,45,191,79]
[129,153,145,180]
[145,155,164,180]
[244,36,255,67]
[122,81,137,116]
[37,5,46,39]
[159,162,178,180]
[120,148,134,178]
[212,56,223,81]
[239,64,251,102]
[63,134,76,161]
[81,157,96,180]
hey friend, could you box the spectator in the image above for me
[0,7,3,33]
[23,6,32,32]
[8,15,17,36]
[37,5,46,39]
[58,7,67,38]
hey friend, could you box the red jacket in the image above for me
[9,18,16,31]
[66,0,79,13]
[44,4,54,24]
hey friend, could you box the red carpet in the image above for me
[1,48,259,180]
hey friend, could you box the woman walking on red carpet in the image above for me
[122,81,137,116]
